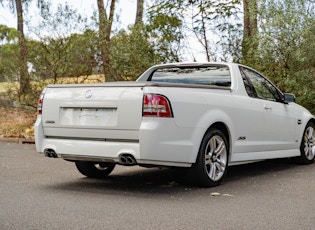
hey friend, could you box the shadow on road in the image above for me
[225,158,296,182]
[44,158,304,197]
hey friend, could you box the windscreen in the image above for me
[150,65,231,87]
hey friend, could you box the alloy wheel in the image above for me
[204,135,228,181]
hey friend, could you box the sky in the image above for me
[0,0,137,31]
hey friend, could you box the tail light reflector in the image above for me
[143,94,173,117]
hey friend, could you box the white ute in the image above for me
[35,63,315,187]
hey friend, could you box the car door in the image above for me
[240,67,297,152]
[263,100,297,150]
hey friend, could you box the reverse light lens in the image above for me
[143,94,173,117]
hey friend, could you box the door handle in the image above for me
[264,105,272,111]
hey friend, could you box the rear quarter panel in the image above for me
[142,86,261,163]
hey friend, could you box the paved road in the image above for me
[1,142,315,230]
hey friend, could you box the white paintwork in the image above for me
[35,63,315,167]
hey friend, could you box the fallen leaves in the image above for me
[210,192,234,197]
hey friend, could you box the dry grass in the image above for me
[42,75,105,85]
[0,82,13,93]
[0,107,36,138]
[0,75,105,138]
[0,75,105,93]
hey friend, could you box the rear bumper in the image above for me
[40,138,139,161]
[37,138,192,167]
[35,116,204,167]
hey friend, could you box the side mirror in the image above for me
[283,93,295,103]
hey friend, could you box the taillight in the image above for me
[37,92,45,115]
[143,94,173,117]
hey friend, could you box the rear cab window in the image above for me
[149,65,231,87]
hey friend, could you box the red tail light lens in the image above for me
[143,94,173,117]
[37,93,45,115]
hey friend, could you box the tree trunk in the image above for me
[97,0,119,81]
[201,14,211,62]
[242,0,258,63]
[135,0,144,26]
[15,0,31,96]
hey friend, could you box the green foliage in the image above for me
[0,42,19,82]
[147,0,242,61]
[28,30,98,82]
[146,0,187,62]
[109,26,161,80]
[0,25,19,44]
[1,0,314,115]
[27,4,96,82]
[244,0,315,114]
[0,25,19,82]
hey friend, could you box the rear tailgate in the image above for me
[41,82,145,141]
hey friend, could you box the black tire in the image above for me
[75,162,115,178]
[190,128,229,187]
[293,122,315,165]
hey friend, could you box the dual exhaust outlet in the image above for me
[118,154,137,165]
[44,149,137,166]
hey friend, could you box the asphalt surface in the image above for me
[1,142,315,230]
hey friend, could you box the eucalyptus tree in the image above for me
[109,26,161,81]
[97,0,119,81]
[249,0,315,114]
[0,0,29,95]
[242,0,258,64]
[135,0,144,25]
[27,3,96,83]
[146,1,184,62]
[147,0,242,62]
[0,0,47,97]
[28,31,98,83]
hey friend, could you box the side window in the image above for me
[239,68,257,98]
[240,67,282,102]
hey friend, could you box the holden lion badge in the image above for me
[85,90,92,99]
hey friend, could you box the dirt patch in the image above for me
[0,107,36,138]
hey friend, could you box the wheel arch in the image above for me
[299,118,315,145]
[194,122,232,163]
[309,118,315,126]
[293,117,315,164]
[210,122,231,147]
